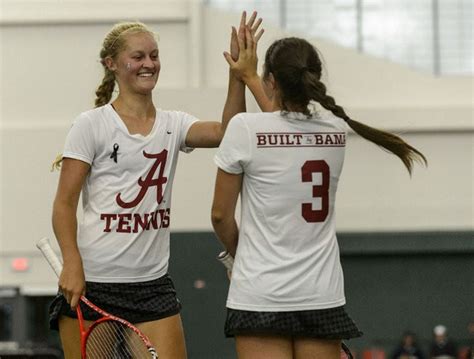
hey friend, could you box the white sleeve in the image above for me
[214,115,251,174]
[176,111,199,153]
[62,113,96,164]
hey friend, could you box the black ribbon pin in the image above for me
[110,143,119,163]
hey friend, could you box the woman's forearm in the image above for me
[52,199,82,264]
[221,71,246,134]
[212,215,239,257]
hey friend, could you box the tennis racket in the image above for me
[217,251,354,359]
[37,237,158,359]
[340,342,354,359]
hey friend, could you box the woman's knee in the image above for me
[293,338,341,359]
[136,314,187,359]
[235,335,293,359]
[58,316,82,359]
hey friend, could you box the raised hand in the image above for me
[228,11,264,64]
[225,11,272,112]
[224,25,261,83]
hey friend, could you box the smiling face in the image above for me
[108,31,160,95]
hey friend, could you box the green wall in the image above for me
[168,231,474,358]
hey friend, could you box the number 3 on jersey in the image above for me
[301,160,329,223]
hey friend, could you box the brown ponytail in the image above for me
[307,75,427,174]
[264,37,427,174]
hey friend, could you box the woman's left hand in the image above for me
[226,11,264,81]
[229,11,263,61]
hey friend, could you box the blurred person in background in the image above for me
[430,325,457,359]
[391,331,425,359]
[459,321,473,359]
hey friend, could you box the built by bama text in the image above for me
[256,132,346,147]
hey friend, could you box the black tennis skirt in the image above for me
[49,273,181,330]
[225,306,362,339]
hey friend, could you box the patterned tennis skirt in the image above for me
[225,306,362,339]
[49,273,181,330]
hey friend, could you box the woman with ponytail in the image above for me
[212,34,426,358]
[50,13,263,358]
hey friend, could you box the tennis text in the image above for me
[100,208,170,233]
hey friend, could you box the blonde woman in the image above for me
[50,13,263,358]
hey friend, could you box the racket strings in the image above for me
[86,320,152,358]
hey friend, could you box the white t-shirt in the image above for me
[214,111,348,311]
[63,104,198,282]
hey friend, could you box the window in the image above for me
[206,0,473,75]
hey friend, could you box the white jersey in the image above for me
[214,111,348,311]
[63,104,198,282]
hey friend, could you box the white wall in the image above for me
[0,0,472,290]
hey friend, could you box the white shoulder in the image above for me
[231,112,267,125]
[322,111,349,132]
[158,109,197,120]
[74,105,108,125]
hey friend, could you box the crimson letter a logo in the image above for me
[116,150,168,208]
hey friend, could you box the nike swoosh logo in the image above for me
[166,131,172,134]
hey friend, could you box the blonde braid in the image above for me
[95,69,116,107]
[51,153,63,172]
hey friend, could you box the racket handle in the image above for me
[36,237,63,278]
[217,251,234,271]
